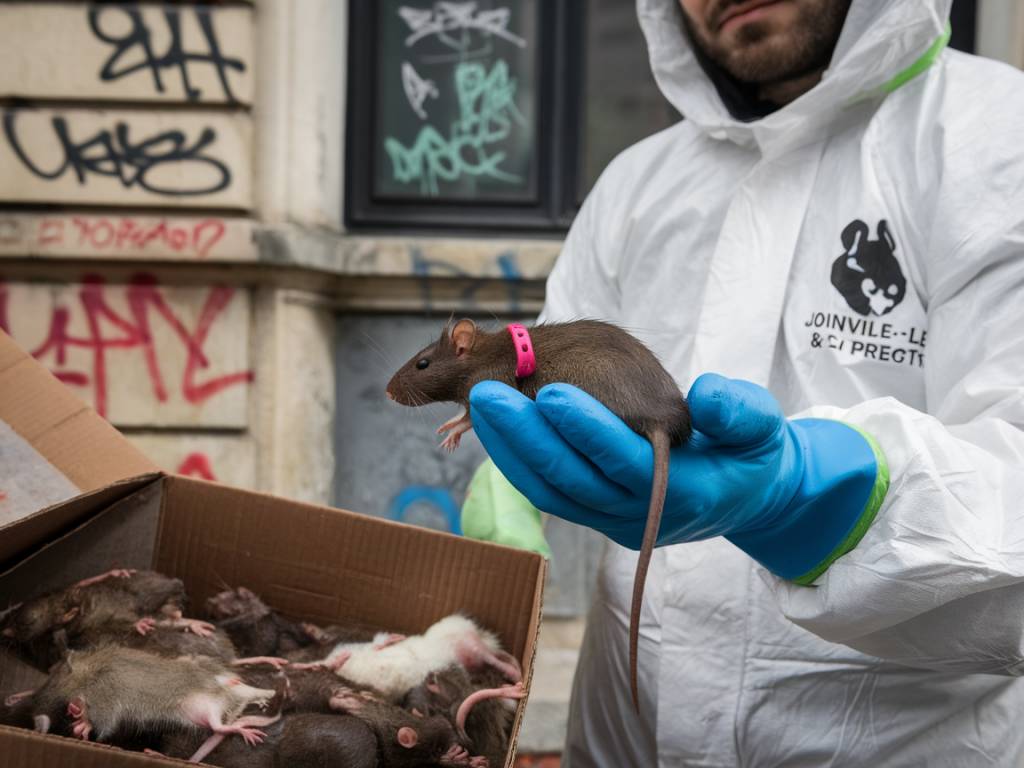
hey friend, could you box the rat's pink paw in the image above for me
[184,619,215,637]
[238,726,266,746]
[134,617,157,636]
[4,689,34,707]
[328,693,364,712]
[439,433,462,452]
[374,633,406,650]
[301,622,329,642]
[440,745,473,766]
[70,708,92,742]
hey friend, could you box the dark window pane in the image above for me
[580,0,678,201]
[373,0,540,202]
[949,0,976,53]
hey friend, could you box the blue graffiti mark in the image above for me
[410,247,523,312]
[389,485,462,535]
[384,60,524,196]
[495,251,521,312]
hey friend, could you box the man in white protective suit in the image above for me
[458,0,1024,765]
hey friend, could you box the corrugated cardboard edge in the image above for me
[0,329,157,493]
[506,557,547,768]
[0,474,161,571]
[0,726,195,766]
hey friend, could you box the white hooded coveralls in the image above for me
[540,1,1024,765]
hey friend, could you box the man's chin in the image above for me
[719,28,806,83]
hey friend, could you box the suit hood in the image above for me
[637,0,952,155]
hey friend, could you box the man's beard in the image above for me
[683,0,852,85]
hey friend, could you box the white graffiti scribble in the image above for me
[397,3,527,49]
[401,62,439,119]
[385,59,525,195]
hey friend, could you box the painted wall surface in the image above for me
[334,313,604,617]
[0,108,252,208]
[0,213,255,261]
[0,278,253,428]
[0,3,254,105]
[0,1,259,494]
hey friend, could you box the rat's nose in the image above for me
[385,390,395,401]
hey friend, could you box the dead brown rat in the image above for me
[239,664,383,715]
[0,569,191,669]
[205,587,319,658]
[157,713,380,768]
[403,666,518,766]
[29,644,279,750]
[386,318,692,710]
[329,685,488,767]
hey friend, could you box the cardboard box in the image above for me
[0,329,546,767]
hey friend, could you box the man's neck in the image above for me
[757,68,825,106]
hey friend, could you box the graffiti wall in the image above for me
[0,2,253,210]
[0,276,252,427]
[0,1,256,483]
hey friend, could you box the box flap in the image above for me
[0,474,159,572]
[0,330,158,516]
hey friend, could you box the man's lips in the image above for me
[717,0,784,31]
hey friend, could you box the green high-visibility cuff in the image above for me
[461,459,552,558]
[792,424,890,586]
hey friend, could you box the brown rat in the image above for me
[403,665,519,766]
[0,568,190,669]
[205,587,320,658]
[386,318,692,710]
[157,713,380,768]
[70,618,238,663]
[329,684,487,767]
[239,664,383,715]
[29,644,279,749]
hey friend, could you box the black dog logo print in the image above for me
[830,219,907,316]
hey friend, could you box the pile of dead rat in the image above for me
[0,568,524,767]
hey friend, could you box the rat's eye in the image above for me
[416,358,430,370]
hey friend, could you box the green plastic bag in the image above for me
[461,459,552,558]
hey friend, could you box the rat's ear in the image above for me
[451,319,477,357]
[60,606,80,625]
[397,726,419,748]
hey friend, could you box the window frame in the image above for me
[345,0,584,232]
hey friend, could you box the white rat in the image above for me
[329,614,521,701]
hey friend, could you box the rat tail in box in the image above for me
[629,429,670,713]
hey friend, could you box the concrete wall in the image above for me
[0,0,271,495]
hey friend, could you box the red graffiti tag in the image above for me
[33,216,226,259]
[176,452,217,481]
[0,274,254,418]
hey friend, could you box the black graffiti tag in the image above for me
[3,111,232,197]
[89,5,246,103]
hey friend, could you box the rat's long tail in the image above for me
[629,429,670,713]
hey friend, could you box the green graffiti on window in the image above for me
[385,59,525,195]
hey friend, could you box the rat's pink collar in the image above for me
[507,324,536,379]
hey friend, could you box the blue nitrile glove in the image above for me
[468,373,889,585]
